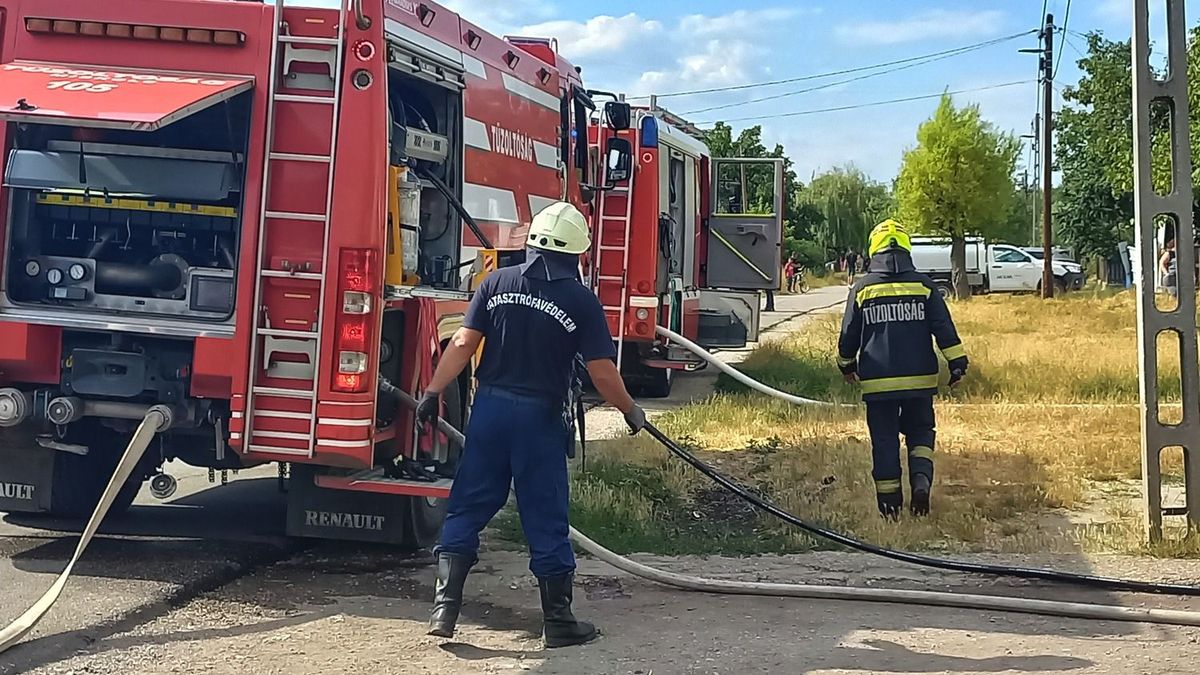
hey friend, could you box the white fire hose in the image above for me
[0,409,169,654]
[393,390,1200,628]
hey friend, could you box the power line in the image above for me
[1061,31,1087,61]
[681,33,1031,116]
[630,30,1035,100]
[692,80,1033,125]
[1053,0,1073,77]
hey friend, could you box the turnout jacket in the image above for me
[837,250,968,401]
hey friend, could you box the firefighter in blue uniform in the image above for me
[837,220,968,518]
[416,201,646,648]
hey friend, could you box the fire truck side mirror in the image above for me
[604,101,632,131]
[605,137,633,184]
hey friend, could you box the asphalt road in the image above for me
[0,463,292,674]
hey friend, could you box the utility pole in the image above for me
[1040,14,1055,298]
[1031,114,1041,246]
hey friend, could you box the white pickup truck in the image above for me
[909,237,1086,298]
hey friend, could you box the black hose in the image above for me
[417,167,493,250]
[95,261,183,295]
[643,422,1200,597]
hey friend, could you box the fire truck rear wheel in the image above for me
[643,366,674,399]
[403,380,465,550]
[49,423,144,519]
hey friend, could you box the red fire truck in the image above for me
[588,103,785,396]
[0,0,631,548]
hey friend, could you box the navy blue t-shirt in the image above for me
[464,266,617,402]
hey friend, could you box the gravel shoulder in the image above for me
[20,548,1200,675]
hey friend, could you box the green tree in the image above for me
[801,166,891,255]
[896,94,1021,299]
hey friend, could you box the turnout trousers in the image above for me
[437,386,575,578]
[865,396,936,509]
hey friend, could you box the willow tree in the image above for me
[896,95,1021,299]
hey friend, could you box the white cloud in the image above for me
[635,40,760,95]
[440,0,557,34]
[678,7,813,39]
[835,9,1007,46]
[522,14,665,60]
[521,7,806,96]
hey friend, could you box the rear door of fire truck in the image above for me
[697,158,785,348]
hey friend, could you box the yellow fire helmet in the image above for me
[527,201,591,255]
[868,219,912,257]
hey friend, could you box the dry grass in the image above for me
[558,289,1200,558]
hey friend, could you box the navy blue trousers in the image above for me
[865,396,936,499]
[437,387,574,578]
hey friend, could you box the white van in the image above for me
[909,237,1085,298]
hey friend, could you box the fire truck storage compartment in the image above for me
[1,92,251,324]
[696,290,760,349]
[387,48,464,289]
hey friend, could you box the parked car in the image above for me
[910,237,1085,298]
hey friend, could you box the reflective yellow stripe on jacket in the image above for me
[941,343,967,361]
[856,282,931,305]
[859,374,940,395]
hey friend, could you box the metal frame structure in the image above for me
[1132,0,1200,540]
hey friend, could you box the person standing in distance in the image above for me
[836,220,968,519]
[416,201,646,648]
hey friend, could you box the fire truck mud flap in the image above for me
[0,409,168,654]
[0,427,55,513]
[286,464,416,546]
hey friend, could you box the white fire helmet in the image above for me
[527,201,591,255]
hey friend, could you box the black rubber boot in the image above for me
[538,574,598,648]
[428,552,473,638]
[911,473,932,517]
[877,492,904,520]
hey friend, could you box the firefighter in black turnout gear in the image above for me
[836,220,968,518]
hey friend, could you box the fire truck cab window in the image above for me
[1,93,252,325]
[714,162,776,216]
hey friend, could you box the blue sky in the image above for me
[311,0,1187,183]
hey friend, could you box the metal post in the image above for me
[1041,15,1055,298]
[1132,0,1200,541]
[1031,113,1041,247]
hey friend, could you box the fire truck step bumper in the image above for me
[286,465,451,545]
[314,468,452,498]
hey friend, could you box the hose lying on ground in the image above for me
[653,327,1200,594]
[0,410,167,654]
[393,387,1200,627]
[656,326,842,407]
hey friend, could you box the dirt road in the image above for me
[17,548,1200,675]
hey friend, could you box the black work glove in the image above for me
[416,391,441,427]
[623,404,647,435]
[947,357,969,388]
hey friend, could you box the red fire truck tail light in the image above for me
[26,18,245,46]
[332,249,379,394]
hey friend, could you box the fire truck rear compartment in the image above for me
[387,56,465,287]
[1,93,251,325]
